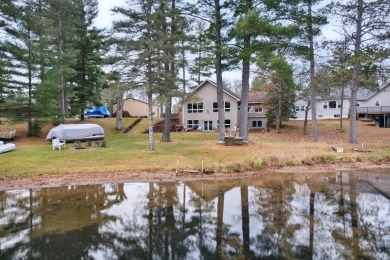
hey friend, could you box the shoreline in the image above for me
[1,162,390,191]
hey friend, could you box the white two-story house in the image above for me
[293,83,390,127]
[182,80,267,131]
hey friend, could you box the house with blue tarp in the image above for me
[85,106,111,118]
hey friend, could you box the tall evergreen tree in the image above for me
[69,0,104,120]
[255,54,297,132]
[2,0,44,135]
[195,0,232,142]
[330,0,390,143]
[43,0,78,120]
[111,0,166,150]
[284,0,327,141]
[189,20,214,87]
[0,1,20,103]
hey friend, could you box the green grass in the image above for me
[1,118,390,178]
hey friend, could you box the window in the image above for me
[187,103,203,113]
[324,101,338,109]
[334,114,340,118]
[213,102,218,112]
[295,105,305,112]
[301,106,305,111]
[213,102,231,112]
[248,105,263,112]
[187,120,199,128]
[252,121,263,128]
[217,119,231,128]
[375,101,381,106]
[225,101,231,112]
[356,102,360,107]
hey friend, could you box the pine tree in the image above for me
[43,0,78,119]
[2,0,44,136]
[255,54,297,132]
[189,20,214,86]
[69,0,104,120]
[111,0,166,150]
[330,0,390,143]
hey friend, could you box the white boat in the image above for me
[0,141,16,154]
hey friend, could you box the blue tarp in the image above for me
[85,106,111,118]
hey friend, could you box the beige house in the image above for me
[113,98,161,118]
[182,80,267,131]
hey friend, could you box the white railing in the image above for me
[357,106,390,114]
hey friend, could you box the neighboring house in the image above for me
[247,91,268,130]
[357,83,390,127]
[293,96,350,120]
[182,80,267,131]
[293,83,390,127]
[113,98,161,118]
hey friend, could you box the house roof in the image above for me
[358,82,390,101]
[248,92,267,103]
[113,97,158,107]
[194,79,241,100]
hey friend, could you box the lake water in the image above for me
[1,170,390,259]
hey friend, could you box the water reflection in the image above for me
[1,171,390,259]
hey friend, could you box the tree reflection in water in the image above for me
[1,170,390,259]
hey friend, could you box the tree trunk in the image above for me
[115,94,123,131]
[275,85,282,133]
[214,0,225,142]
[57,14,66,121]
[303,101,310,134]
[339,85,344,131]
[349,0,363,144]
[216,186,225,258]
[238,0,252,141]
[241,185,250,257]
[308,0,318,141]
[27,28,33,136]
[309,191,315,258]
[161,96,172,142]
[148,90,155,150]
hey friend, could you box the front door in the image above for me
[204,121,213,131]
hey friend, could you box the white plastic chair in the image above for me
[52,138,66,150]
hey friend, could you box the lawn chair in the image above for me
[52,138,66,150]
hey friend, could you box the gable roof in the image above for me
[358,82,390,101]
[193,79,241,101]
[248,92,267,103]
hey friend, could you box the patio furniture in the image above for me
[52,138,66,150]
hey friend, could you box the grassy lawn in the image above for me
[0,117,389,178]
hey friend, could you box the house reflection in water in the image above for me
[1,170,390,259]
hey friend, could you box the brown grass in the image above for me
[0,117,389,178]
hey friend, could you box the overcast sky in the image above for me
[95,0,125,29]
[94,1,339,83]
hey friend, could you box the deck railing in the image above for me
[357,106,390,114]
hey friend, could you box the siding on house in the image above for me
[246,92,268,130]
[293,83,390,121]
[182,80,240,131]
[293,97,350,120]
[113,98,161,118]
[182,80,268,131]
[358,84,390,107]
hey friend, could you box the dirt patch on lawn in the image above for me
[1,162,389,191]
